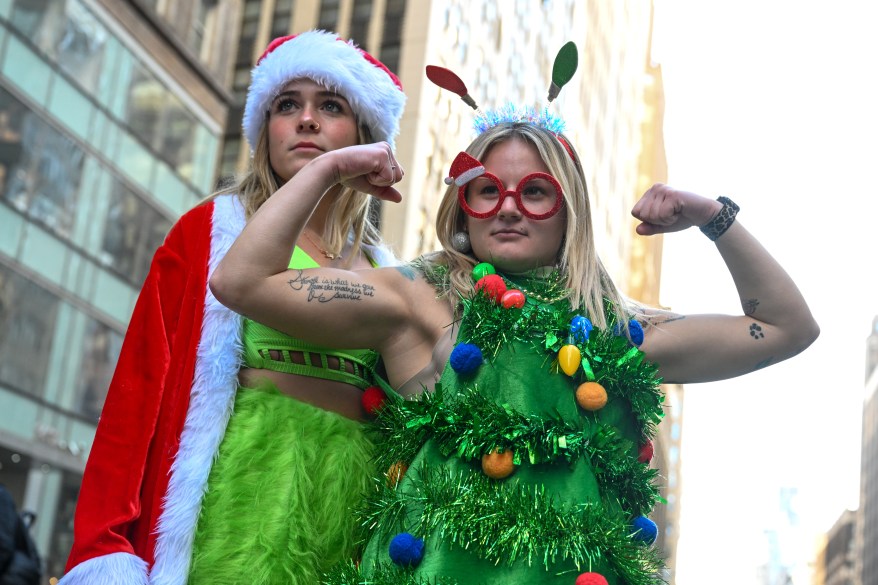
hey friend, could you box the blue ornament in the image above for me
[389,532,425,566]
[569,315,593,343]
[450,343,483,374]
[613,320,645,347]
[628,320,644,346]
[630,516,658,544]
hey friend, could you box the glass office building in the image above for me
[0,0,228,578]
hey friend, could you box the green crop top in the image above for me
[241,246,379,389]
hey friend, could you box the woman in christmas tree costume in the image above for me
[211,61,819,585]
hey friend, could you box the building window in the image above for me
[0,88,84,241]
[317,0,341,31]
[11,0,107,94]
[0,264,59,398]
[46,469,81,582]
[379,0,407,73]
[348,0,372,49]
[270,0,296,39]
[74,318,123,421]
[99,179,171,287]
[125,64,198,176]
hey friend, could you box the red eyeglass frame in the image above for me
[458,171,565,220]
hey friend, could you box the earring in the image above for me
[451,231,471,253]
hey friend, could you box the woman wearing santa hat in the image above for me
[60,30,406,585]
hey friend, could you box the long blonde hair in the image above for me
[209,118,384,267]
[431,122,630,328]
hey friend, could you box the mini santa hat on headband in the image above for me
[242,29,406,152]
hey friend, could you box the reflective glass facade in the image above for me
[0,0,224,579]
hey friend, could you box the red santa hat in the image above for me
[444,151,485,186]
[243,30,406,152]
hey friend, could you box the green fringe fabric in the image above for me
[188,382,375,585]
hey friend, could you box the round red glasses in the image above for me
[458,172,564,220]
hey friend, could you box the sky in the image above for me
[650,1,878,583]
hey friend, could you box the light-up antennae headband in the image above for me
[426,41,579,159]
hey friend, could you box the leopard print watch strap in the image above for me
[699,196,740,241]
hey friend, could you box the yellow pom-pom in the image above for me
[386,461,408,488]
[558,344,581,376]
[481,448,516,479]
[575,382,608,411]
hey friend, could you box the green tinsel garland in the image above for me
[370,384,662,516]
[360,464,665,585]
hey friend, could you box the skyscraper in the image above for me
[857,318,878,584]
[0,0,236,579]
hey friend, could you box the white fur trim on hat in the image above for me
[242,30,406,152]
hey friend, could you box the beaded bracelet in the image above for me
[699,196,740,241]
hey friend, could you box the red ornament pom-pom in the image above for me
[575,573,609,585]
[500,289,526,309]
[361,385,388,415]
[474,274,507,302]
[638,439,654,464]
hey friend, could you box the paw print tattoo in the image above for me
[749,323,764,340]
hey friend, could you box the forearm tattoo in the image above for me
[650,314,686,326]
[742,298,759,316]
[287,270,375,302]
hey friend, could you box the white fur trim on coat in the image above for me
[148,195,245,585]
[57,552,149,585]
[242,29,406,151]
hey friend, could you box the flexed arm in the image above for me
[632,183,819,384]
[210,143,430,356]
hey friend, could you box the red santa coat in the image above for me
[61,195,262,585]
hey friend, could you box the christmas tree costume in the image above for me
[325,263,667,585]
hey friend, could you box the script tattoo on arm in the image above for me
[287,270,376,303]
[651,314,686,326]
[742,298,760,316]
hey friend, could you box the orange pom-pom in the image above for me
[386,461,408,488]
[575,382,608,411]
[481,448,516,479]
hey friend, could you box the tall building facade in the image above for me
[857,318,878,585]
[0,0,236,579]
[814,509,859,585]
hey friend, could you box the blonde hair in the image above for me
[432,122,630,328]
[208,117,384,267]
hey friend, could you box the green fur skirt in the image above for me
[188,382,375,584]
